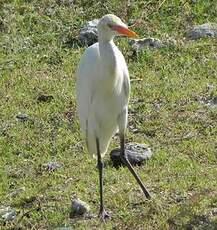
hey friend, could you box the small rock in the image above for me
[16,113,29,121]
[0,206,16,221]
[130,38,164,49]
[37,94,54,103]
[211,96,217,105]
[70,198,90,217]
[77,19,99,46]
[199,95,217,107]
[129,37,176,49]
[41,161,62,172]
[186,23,217,40]
[110,142,152,167]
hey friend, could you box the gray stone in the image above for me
[130,38,164,49]
[211,96,217,105]
[0,206,16,221]
[186,23,217,40]
[16,113,29,121]
[110,142,152,167]
[70,198,90,217]
[41,161,62,172]
[78,19,99,46]
[199,96,217,107]
[129,37,176,49]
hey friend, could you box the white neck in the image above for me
[98,28,115,43]
[97,33,119,93]
[98,39,117,76]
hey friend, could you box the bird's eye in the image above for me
[107,23,113,29]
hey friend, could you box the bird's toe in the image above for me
[98,209,110,221]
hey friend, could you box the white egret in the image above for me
[76,14,151,219]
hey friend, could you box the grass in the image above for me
[0,0,217,229]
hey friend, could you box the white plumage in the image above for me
[76,40,130,157]
[76,15,132,157]
[75,14,150,219]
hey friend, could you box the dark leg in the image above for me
[120,133,151,199]
[96,137,109,220]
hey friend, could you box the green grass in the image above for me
[0,0,217,229]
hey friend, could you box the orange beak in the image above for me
[111,25,138,38]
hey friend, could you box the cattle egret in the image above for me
[76,14,151,219]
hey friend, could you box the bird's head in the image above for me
[97,14,138,41]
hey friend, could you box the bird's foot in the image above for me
[98,208,110,221]
[142,188,151,200]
